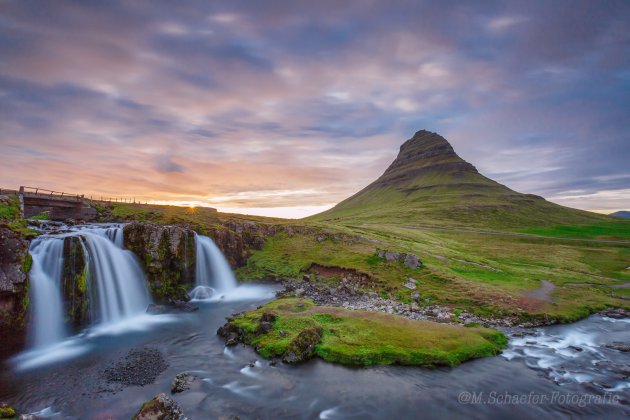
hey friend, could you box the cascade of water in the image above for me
[26,224,151,348]
[190,234,237,300]
[81,227,150,324]
[28,237,67,348]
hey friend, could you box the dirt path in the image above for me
[523,280,556,302]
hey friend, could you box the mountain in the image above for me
[610,211,630,219]
[310,130,608,229]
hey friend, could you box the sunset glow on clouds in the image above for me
[1,1,629,217]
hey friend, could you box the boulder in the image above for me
[0,403,16,419]
[133,393,187,420]
[217,323,243,346]
[600,308,630,319]
[171,373,195,394]
[606,342,630,352]
[256,311,277,335]
[374,248,422,269]
[282,326,323,364]
[403,253,421,269]
[146,302,198,315]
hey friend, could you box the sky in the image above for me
[1,0,629,218]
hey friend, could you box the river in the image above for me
[1,284,628,419]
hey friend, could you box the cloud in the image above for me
[0,0,629,215]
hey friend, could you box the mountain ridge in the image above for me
[310,130,608,230]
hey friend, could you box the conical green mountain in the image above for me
[311,130,607,229]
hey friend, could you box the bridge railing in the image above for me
[20,186,84,202]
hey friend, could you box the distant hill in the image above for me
[310,130,609,230]
[610,211,630,219]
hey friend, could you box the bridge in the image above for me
[17,186,98,221]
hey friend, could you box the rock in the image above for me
[133,393,187,420]
[384,251,400,262]
[217,323,243,346]
[403,253,422,269]
[606,342,630,352]
[0,403,16,419]
[171,373,195,394]
[0,226,30,357]
[404,278,417,290]
[282,326,323,364]
[146,302,198,315]
[19,415,36,420]
[0,195,11,205]
[256,321,274,335]
[568,346,583,352]
[411,292,420,300]
[61,236,90,330]
[303,274,311,282]
[316,236,325,242]
[123,223,196,303]
[600,308,630,319]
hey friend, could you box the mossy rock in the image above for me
[0,403,16,419]
[220,298,508,367]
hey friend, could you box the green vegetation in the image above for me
[21,252,32,274]
[0,404,16,419]
[228,298,507,366]
[309,132,609,231]
[0,196,20,220]
[0,195,39,238]
[521,221,630,240]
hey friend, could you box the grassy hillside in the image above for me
[310,130,611,231]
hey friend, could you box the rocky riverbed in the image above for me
[279,278,630,329]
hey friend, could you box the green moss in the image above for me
[0,405,16,418]
[21,252,32,274]
[227,298,507,367]
[30,212,49,220]
[0,196,20,220]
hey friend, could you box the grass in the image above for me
[0,196,39,238]
[228,298,507,366]
[521,221,630,240]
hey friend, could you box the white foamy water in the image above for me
[193,233,237,294]
[16,224,154,370]
[503,315,630,391]
[28,237,67,348]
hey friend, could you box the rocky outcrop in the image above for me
[0,225,30,356]
[171,373,197,394]
[282,326,322,364]
[133,393,187,420]
[62,236,89,329]
[375,248,422,269]
[123,223,196,303]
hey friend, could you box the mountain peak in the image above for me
[311,129,606,228]
[376,130,479,189]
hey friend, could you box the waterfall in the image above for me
[28,237,67,348]
[25,224,150,348]
[190,234,237,300]
[81,226,150,324]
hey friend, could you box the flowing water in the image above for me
[189,234,237,301]
[1,224,629,419]
[12,224,152,370]
[27,237,67,348]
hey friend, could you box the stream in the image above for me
[0,291,628,419]
[0,224,628,419]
